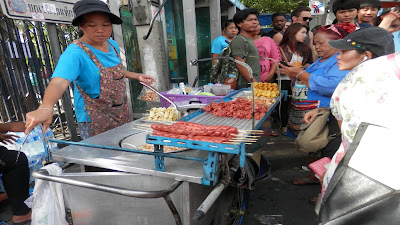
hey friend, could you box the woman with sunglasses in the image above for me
[302,27,395,208]
[276,23,313,136]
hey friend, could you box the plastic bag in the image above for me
[25,163,68,225]
[137,86,160,102]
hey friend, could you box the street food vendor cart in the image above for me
[33,88,287,225]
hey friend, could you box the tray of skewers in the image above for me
[135,121,261,148]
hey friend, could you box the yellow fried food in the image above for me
[147,107,181,121]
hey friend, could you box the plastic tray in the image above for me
[160,91,224,108]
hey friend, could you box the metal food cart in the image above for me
[33,89,287,225]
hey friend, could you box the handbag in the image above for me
[318,123,400,225]
[295,107,332,152]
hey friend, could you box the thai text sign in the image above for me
[0,0,78,23]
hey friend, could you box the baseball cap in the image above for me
[72,0,122,26]
[328,27,394,57]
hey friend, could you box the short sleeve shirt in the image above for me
[306,53,349,107]
[253,36,281,82]
[51,39,121,122]
[211,36,230,54]
[230,34,261,86]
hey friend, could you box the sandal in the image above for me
[292,176,319,185]
[270,131,279,137]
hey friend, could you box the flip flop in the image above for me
[270,131,279,137]
[292,176,319,185]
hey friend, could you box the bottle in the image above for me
[45,128,58,151]
[224,74,237,90]
[179,82,187,95]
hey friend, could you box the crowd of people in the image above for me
[211,0,400,221]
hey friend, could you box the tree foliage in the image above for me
[241,0,309,14]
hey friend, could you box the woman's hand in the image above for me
[124,71,156,85]
[303,108,319,124]
[279,63,303,78]
[137,74,156,85]
[25,108,53,134]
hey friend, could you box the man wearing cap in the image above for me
[25,0,155,138]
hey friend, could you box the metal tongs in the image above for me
[140,81,184,112]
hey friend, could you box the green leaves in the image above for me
[241,0,309,13]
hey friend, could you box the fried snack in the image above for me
[147,107,181,121]
[253,82,280,98]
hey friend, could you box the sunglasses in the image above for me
[302,17,313,22]
[321,24,343,38]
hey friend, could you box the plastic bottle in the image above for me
[28,154,44,183]
[45,128,58,151]
[224,74,237,90]
[179,82,187,95]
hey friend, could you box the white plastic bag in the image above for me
[25,163,68,225]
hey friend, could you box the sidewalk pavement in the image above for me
[242,134,320,225]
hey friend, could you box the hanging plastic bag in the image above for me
[137,86,160,102]
[25,163,68,225]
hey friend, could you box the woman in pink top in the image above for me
[253,25,281,82]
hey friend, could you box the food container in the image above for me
[203,83,213,93]
[159,91,224,108]
[212,84,231,96]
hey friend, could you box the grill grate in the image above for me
[188,112,260,130]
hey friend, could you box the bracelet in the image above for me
[296,70,305,79]
[382,12,399,20]
[38,107,53,111]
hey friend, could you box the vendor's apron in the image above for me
[74,40,130,136]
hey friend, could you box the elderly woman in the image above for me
[279,25,349,137]
[24,0,155,138]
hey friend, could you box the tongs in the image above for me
[140,81,184,113]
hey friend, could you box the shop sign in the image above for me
[309,0,326,15]
[0,0,78,23]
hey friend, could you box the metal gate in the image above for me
[0,16,80,141]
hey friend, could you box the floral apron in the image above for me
[73,40,130,136]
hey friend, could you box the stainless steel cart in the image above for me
[33,90,287,225]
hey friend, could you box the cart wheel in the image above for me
[213,186,249,225]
